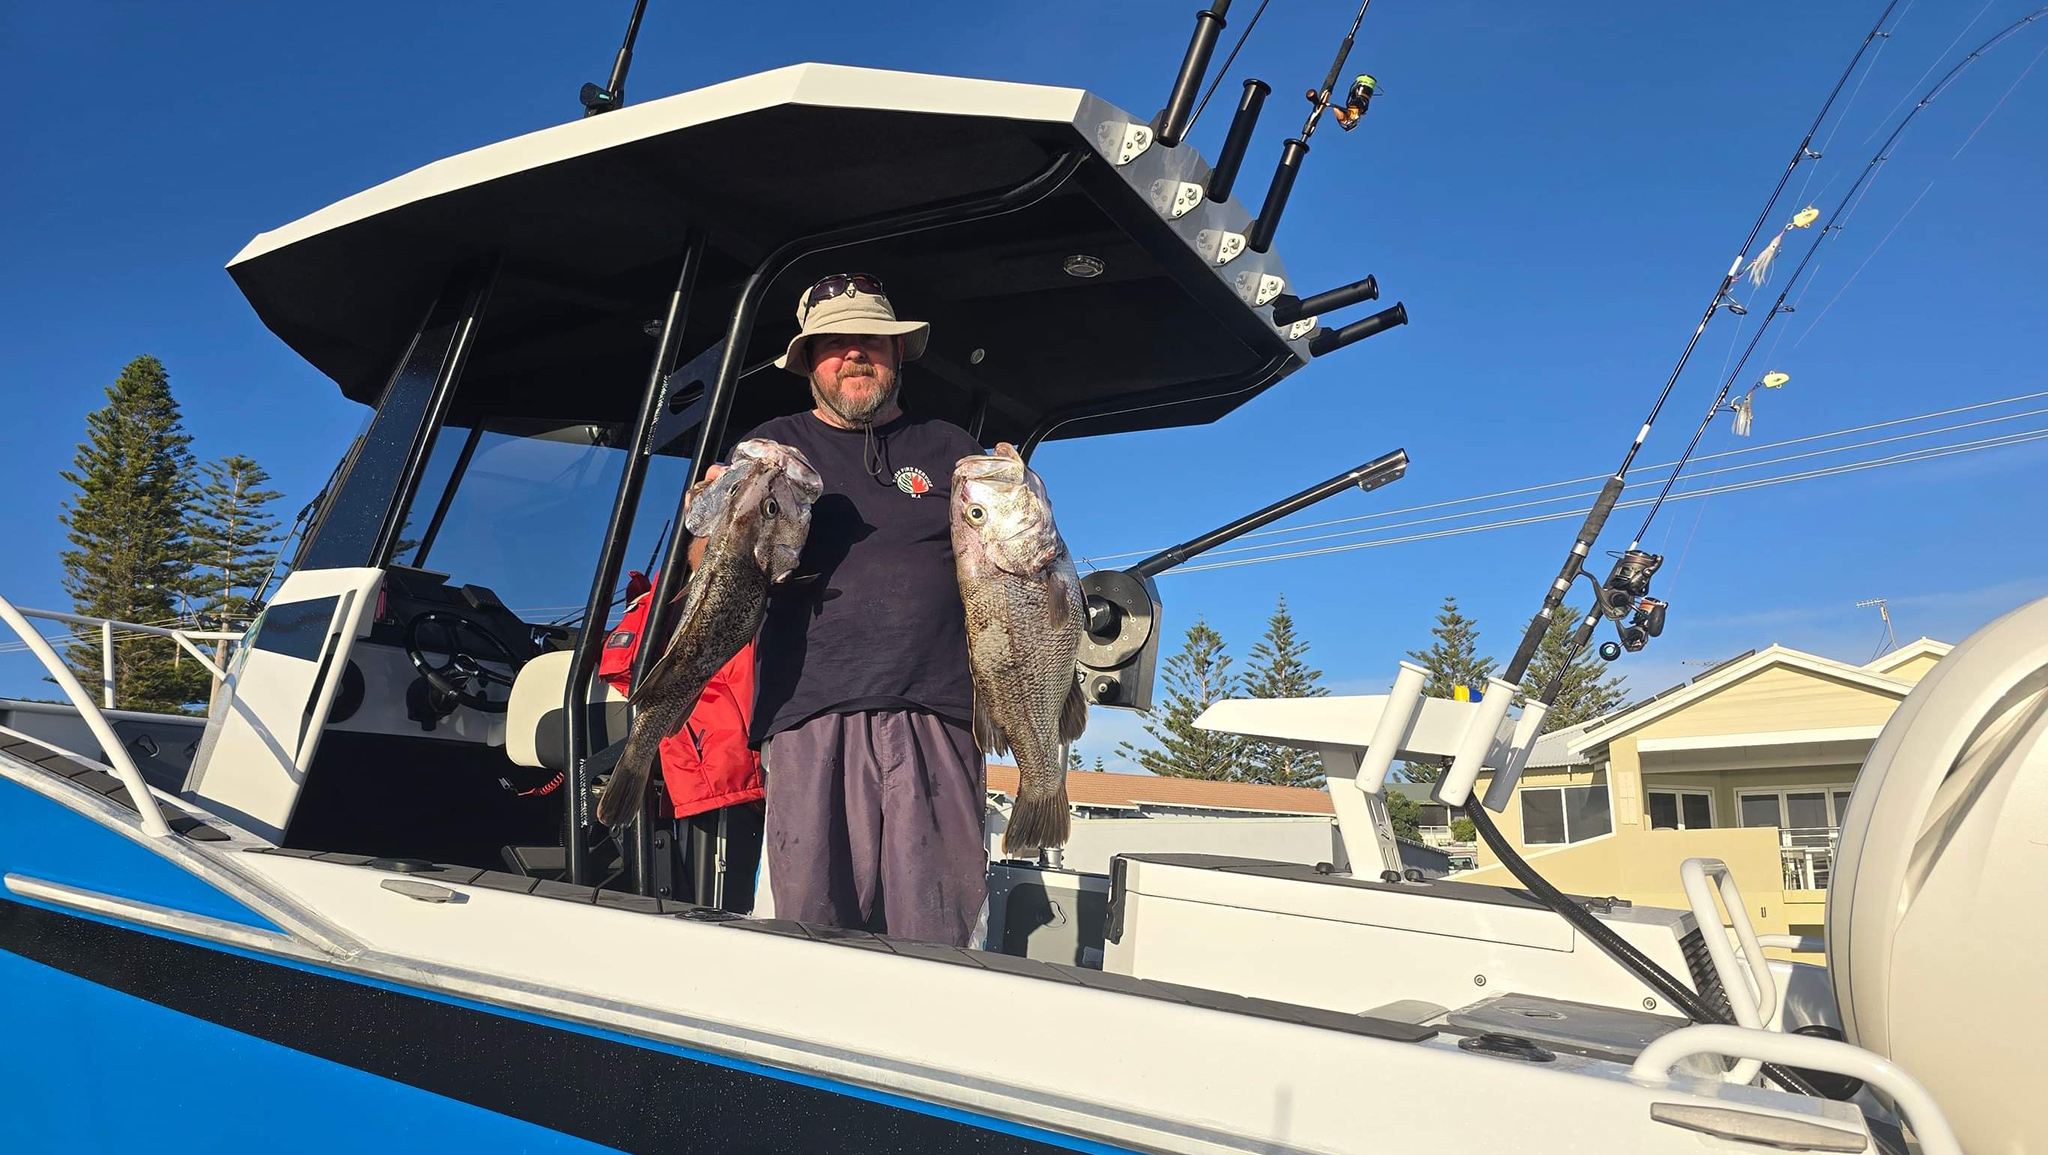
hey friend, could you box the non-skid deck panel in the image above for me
[0,736,229,841]
[242,847,1436,1046]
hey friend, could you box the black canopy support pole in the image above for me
[405,422,486,566]
[1019,353,1290,460]
[367,260,498,568]
[627,150,1090,699]
[563,229,707,886]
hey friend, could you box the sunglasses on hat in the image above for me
[801,273,887,320]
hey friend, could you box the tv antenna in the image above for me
[1857,597,1897,660]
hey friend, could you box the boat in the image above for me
[4,8,2038,1153]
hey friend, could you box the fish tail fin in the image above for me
[594,727,658,827]
[1003,781,1071,856]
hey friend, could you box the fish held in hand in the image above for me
[595,440,821,828]
[952,443,1086,855]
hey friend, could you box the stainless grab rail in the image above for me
[0,593,175,837]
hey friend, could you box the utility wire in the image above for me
[1166,426,2048,574]
[1079,389,2048,567]
[1142,403,2048,566]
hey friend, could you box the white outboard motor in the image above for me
[1829,595,2048,1155]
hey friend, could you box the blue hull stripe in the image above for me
[0,893,1140,1155]
[0,775,275,930]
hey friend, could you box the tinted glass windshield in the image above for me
[395,416,691,623]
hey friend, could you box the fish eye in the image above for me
[966,504,986,523]
[763,497,779,518]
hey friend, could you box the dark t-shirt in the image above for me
[739,409,984,743]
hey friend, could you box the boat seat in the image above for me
[505,650,629,770]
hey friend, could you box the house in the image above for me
[1384,780,1468,849]
[1457,637,1952,960]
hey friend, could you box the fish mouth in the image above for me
[766,544,805,583]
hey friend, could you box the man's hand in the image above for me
[684,463,727,573]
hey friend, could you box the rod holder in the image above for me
[1155,1,1233,149]
[1246,138,1307,253]
[1204,79,1269,201]
[1270,273,1377,325]
[1308,302,1407,355]
[1355,661,1427,795]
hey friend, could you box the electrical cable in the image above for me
[1080,394,2048,570]
[1162,426,2048,572]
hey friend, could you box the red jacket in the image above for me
[599,571,764,819]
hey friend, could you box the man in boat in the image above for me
[689,274,988,948]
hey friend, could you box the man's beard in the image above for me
[811,362,899,427]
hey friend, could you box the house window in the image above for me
[1646,788,1714,830]
[1520,784,1612,845]
[1736,787,1855,842]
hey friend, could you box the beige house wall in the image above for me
[1625,666,1902,742]
[1877,652,1942,682]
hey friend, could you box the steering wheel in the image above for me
[404,611,524,713]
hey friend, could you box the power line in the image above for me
[1079,389,2048,567]
[1164,425,2048,575]
[1173,402,2048,564]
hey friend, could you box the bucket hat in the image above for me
[775,273,930,374]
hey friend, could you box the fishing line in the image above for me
[1185,0,1275,134]
[1791,178,1936,348]
[1860,0,1999,148]
[1627,3,2048,547]
[1953,37,2048,156]
[1079,389,2048,568]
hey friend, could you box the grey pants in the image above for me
[763,709,987,947]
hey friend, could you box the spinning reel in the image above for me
[1324,73,1379,130]
[1588,550,1668,662]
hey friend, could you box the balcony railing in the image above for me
[1779,826,1838,891]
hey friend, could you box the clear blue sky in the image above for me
[5,1,2045,769]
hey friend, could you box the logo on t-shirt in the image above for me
[893,466,932,497]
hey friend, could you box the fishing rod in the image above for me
[1245,0,1380,253]
[580,0,651,117]
[1539,0,2048,688]
[1494,0,1903,692]
[1447,5,1923,1099]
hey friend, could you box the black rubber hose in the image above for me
[1467,805,1822,1096]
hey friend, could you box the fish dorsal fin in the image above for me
[1060,675,1088,743]
[973,691,1011,757]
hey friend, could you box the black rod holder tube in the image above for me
[563,229,707,885]
[1129,449,1407,580]
[1307,301,1407,356]
[1246,138,1308,253]
[1155,1,1232,148]
[1204,79,1269,202]
[1271,273,1377,325]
